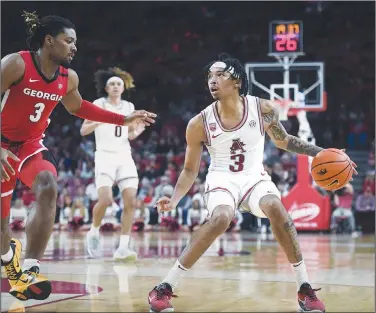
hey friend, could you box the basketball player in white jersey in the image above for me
[148,53,356,312]
[81,67,144,260]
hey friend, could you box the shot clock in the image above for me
[269,21,304,55]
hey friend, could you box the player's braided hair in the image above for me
[22,11,76,51]
[205,52,249,96]
[94,67,136,98]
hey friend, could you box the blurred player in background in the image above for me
[81,67,145,260]
[148,53,357,313]
[1,11,155,301]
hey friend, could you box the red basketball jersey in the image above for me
[1,51,69,142]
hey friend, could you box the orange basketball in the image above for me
[311,148,353,191]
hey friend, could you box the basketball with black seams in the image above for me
[311,148,353,191]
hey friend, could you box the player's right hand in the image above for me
[124,110,157,127]
[1,147,20,182]
[156,196,175,212]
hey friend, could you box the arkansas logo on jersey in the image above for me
[209,123,217,132]
[230,139,246,154]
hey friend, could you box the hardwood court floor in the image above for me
[1,231,374,312]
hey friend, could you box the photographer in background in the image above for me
[330,183,357,237]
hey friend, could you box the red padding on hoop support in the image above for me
[281,155,331,231]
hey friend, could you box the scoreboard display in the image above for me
[269,20,303,55]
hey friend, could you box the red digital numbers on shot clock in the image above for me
[269,21,303,55]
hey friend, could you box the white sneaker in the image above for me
[113,248,137,262]
[86,231,101,258]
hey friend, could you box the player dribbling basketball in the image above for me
[147,53,358,313]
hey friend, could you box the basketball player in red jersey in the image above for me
[148,53,358,313]
[1,11,156,301]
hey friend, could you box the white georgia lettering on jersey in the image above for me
[94,97,135,154]
[23,88,63,102]
[201,95,265,174]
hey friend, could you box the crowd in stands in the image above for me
[4,2,374,233]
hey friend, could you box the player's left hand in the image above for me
[341,149,358,176]
[1,147,20,182]
[156,196,175,212]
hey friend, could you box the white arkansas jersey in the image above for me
[201,95,265,175]
[93,97,134,154]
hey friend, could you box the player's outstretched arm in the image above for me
[157,115,205,212]
[61,69,156,127]
[259,98,324,157]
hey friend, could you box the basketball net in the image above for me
[275,99,293,121]
[275,99,316,187]
[275,99,315,145]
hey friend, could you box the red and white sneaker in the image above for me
[148,283,177,312]
[298,283,326,312]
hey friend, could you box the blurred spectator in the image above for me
[363,171,375,195]
[186,197,207,232]
[330,184,357,236]
[133,199,151,232]
[154,176,174,199]
[356,187,376,212]
[9,199,29,231]
[100,201,121,232]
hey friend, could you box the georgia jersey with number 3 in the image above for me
[93,97,135,155]
[1,51,69,142]
[201,95,266,175]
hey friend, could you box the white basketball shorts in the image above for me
[204,171,281,219]
[94,151,139,192]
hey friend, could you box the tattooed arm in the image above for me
[259,98,324,157]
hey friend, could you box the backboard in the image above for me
[245,61,327,114]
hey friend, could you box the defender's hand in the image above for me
[124,110,156,127]
[1,147,20,182]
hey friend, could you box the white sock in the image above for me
[90,225,100,235]
[291,260,309,291]
[23,259,40,271]
[119,235,130,249]
[161,259,188,289]
[1,247,14,263]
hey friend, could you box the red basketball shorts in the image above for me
[1,137,57,219]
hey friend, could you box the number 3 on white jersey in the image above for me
[29,102,45,122]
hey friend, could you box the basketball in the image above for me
[311,148,353,191]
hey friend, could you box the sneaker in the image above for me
[298,283,325,312]
[9,266,52,301]
[148,282,177,312]
[86,231,101,258]
[2,239,23,288]
[113,248,137,261]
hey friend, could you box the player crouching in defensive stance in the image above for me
[81,67,144,260]
[148,53,357,313]
[1,12,155,302]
